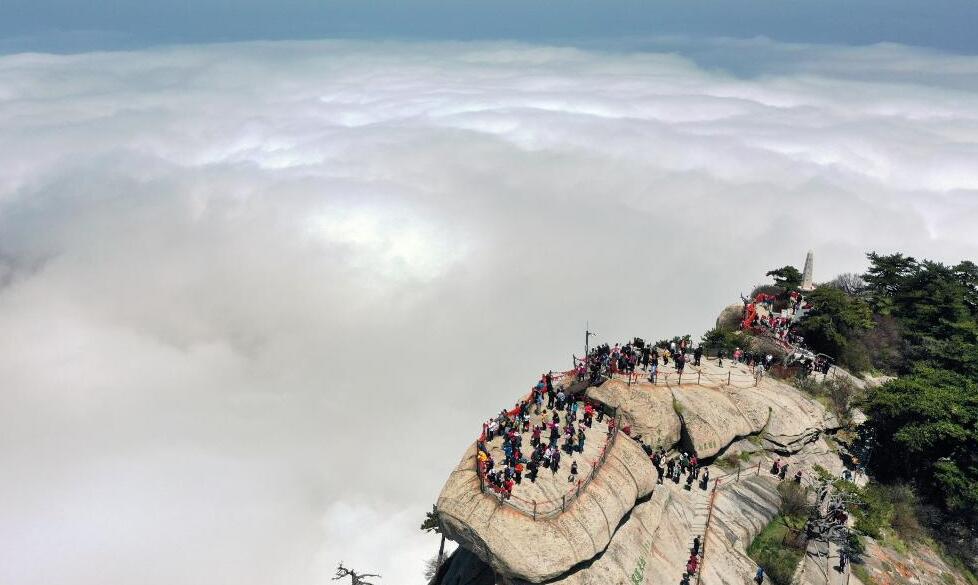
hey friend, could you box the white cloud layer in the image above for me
[1,39,978,585]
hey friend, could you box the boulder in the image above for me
[670,369,840,458]
[751,335,790,359]
[671,386,760,458]
[716,304,746,330]
[730,378,840,453]
[586,379,682,450]
[436,433,656,583]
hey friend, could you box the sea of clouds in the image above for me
[1,39,977,585]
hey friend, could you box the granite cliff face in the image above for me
[437,434,656,582]
[432,348,851,585]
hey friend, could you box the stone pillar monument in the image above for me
[801,250,815,291]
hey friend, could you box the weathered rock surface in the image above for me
[541,483,697,585]
[436,433,656,583]
[826,366,894,392]
[672,385,758,458]
[587,379,681,450]
[698,475,781,585]
[717,304,745,330]
[436,437,857,585]
[750,335,791,359]
[530,470,784,585]
[733,382,839,454]
[668,367,839,458]
[435,354,858,585]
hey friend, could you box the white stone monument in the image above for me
[801,250,815,291]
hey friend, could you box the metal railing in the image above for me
[610,365,763,390]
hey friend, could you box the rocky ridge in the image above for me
[433,349,852,585]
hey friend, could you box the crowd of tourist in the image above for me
[575,338,705,385]
[476,372,616,502]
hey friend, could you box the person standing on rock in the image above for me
[568,461,578,483]
[692,535,701,556]
[700,467,710,490]
[779,462,789,480]
[694,345,703,366]
[527,460,538,483]
[718,348,725,367]
[755,566,765,584]
[648,361,658,384]
[642,345,651,370]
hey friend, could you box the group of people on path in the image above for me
[578,335,784,392]
[576,337,725,386]
[680,535,702,583]
[771,458,804,483]
[718,346,776,374]
[477,372,614,502]
[577,337,699,377]
[650,448,711,491]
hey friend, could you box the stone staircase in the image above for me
[686,469,713,581]
[689,493,710,554]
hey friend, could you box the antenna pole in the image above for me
[585,321,590,359]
